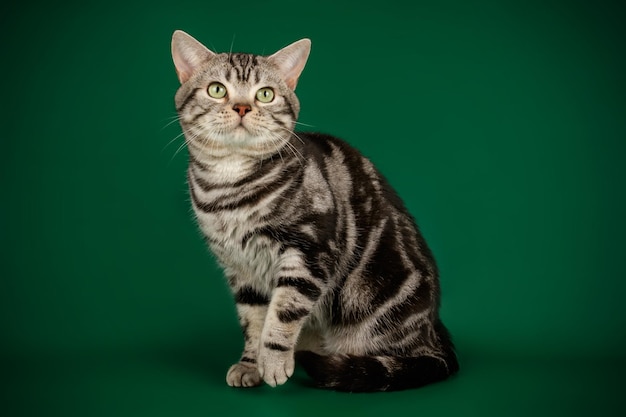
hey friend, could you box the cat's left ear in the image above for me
[268,39,311,90]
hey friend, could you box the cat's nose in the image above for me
[233,104,252,117]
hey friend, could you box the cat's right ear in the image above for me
[171,30,216,84]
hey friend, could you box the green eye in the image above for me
[256,87,275,103]
[207,82,227,99]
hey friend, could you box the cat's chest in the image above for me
[197,209,281,282]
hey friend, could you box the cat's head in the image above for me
[171,30,310,157]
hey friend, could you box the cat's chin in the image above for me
[204,131,283,156]
[223,126,260,146]
[187,123,284,156]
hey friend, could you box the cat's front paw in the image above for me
[226,362,262,388]
[257,344,295,387]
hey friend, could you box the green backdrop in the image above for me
[2,0,625,416]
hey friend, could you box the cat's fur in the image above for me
[171,30,458,392]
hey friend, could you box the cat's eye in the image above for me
[207,82,227,99]
[256,87,275,103]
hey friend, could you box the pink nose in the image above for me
[233,104,252,117]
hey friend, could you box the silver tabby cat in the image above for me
[171,30,458,392]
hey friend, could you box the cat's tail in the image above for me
[295,346,458,392]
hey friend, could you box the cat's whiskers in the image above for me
[282,139,305,166]
[162,114,188,158]
[161,114,182,130]
[263,130,285,164]
[276,125,306,146]
[163,130,188,153]
[228,33,236,61]
[170,133,196,163]
[184,128,204,148]
[293,120,315,128]
[203,126,221,157]
[166,125,200,162]
[263,127,304,166]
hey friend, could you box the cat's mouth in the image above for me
[232,123,253,139]
[192,119,274,151]
[235,120,249,131]
[224,121,260,145]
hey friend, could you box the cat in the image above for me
[171,30,459,392]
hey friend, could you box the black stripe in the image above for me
[381,280,434,327]
[190,148,291,197]
[276,277,321,301]
[241,229,258,249]
[274,109,295,116]
[190,107,210,123]
[189,184,211,212]
[277,307,310,323]
[284,99,297,119]
[270,115,287,128]
[265,342,289,352]
[195,175,291,212]
[231,152,287,187]
[235,287,270,305]
[240,356,256,364]
[190,171,217,192]
[241,225,284,250]
[189,153,209,172]
[231,54,244,81]
[244,60,252,81]
[176,88,202,112]
[239,168,300,204]
[191,162,302,213]
[234,65,242,81]
[243,55,257,82]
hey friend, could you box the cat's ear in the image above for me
[171,30,216,84]
[268,39,311,90]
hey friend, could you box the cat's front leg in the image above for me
[226,287,269,388]
[258,253,322,387]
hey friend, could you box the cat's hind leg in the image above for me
[296,324,325,354]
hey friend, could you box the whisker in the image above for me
[265,129,304,167]
[228,33,236,60]
[265,130,285,164]
[293,120,315,128]
[284,141,305,166]
[161,116,182,130]
[172,139,189,161]
[276,125,306,146]
[162,130,187,152]
[170,131,198,162]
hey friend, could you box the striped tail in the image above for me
[295,349,459,392]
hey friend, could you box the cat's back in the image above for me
[296,131,412,221]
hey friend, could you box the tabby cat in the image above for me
[171,30,458,392]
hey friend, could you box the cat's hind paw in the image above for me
[226,362,262,388]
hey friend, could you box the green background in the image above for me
[2,0,625,416]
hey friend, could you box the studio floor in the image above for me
[5,343,624,417]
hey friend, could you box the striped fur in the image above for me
[171,30,458,392]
